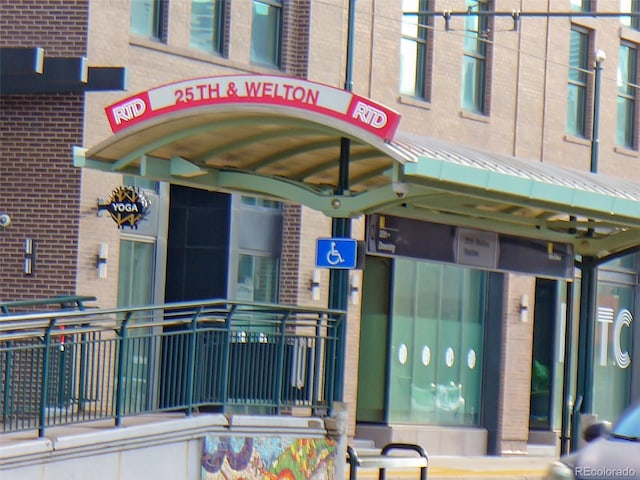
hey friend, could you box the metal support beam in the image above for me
[573,256,598,450]
[329,0,357,404]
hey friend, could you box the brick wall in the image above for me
[0,0,88,55]
[0,95,84,301]
[0,0,89,302]
[498,274,536,454]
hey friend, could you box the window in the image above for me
[567,27,590,137]
[250,0,282,68]
[236,254,279,304]
[621,0,640,30]
[118,239,156,413]
[461,0,490,114]
[118,239,156,307]
[400,0,430,99]
[570,0,591,12]
[240,195,281,210]
[388,259,487,426]
[190,0,225,54]
[617,43,638,149]
[130,0,164,39]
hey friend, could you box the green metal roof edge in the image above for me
[404,158,640,223]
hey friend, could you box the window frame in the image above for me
[617,42,639,150]
[130,0,165,41]
[250,0,283,68]
[461,0,491,115]
[570,0,592,12]
[189,0,226,55]
[566,26,591,138]
[400,0,431,100]
[621,0,640,30]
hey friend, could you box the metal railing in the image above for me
[0,299,344,437]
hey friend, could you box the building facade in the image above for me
[1,0,640,457]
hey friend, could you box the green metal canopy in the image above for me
[75,76,640,260]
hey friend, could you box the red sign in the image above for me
[105,75,401,141]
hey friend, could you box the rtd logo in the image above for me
[352,101,388,129]
[112,98,147,125]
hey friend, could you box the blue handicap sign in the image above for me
[315,238,358,269]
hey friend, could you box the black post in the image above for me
[573,256,597,450]
[560,280,575,456]
[590,51,605,174]
[571,51,605,450]
[329,0,356,403]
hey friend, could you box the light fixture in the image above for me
[519,294,529,322]
[310,269,321,301]
[350,274,360,305]
[24,238,35,275]
[97,242,108,279]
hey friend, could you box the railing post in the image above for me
[313,314,325,413]
[274,311,291,414]
[39,317,57,438]
[115,312,132,427]
[3,341,13,428]
[185,306,203,416]
[220,305,237,409]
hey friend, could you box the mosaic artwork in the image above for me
[201,435,337,480]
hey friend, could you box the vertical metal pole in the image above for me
[39,319,57,438]
[574,257,597,450]
[571,52,605,449]
[560,280,575,456]
[329,0,356,404]
[115,312,132,427]
[185,307,202,416]
[590,51,605,174]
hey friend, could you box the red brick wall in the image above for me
[282,0,310,78]
[0,0,88,55]
[0,95,84,301]
[0,0,88,302]
[279,203,302,306]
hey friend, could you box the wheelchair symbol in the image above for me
[326,241,345,266]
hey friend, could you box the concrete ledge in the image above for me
[0,438,52,460]
[355,424,488,456]
[227,415,326,435]
[0,413,229,469]
[53,414,228,451]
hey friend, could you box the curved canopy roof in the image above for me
[75,75,640,260]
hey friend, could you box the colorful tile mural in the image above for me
[201,435,337,480]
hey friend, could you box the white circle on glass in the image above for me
[445,347,455,367]
[467,349,477,369]
[421,346,431,366]
[398,344,408,365]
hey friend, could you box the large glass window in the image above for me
[621,0,640,30]
[592,283,635,421]
[461,0,489,113]
[567,27,590,137]
[400,0,429,99]
[130,0,164,39]
[388,260,486,426]
[117,239,156,413]
[250,0,282,68]
[190,0,225,54]
[617,43,638,149]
